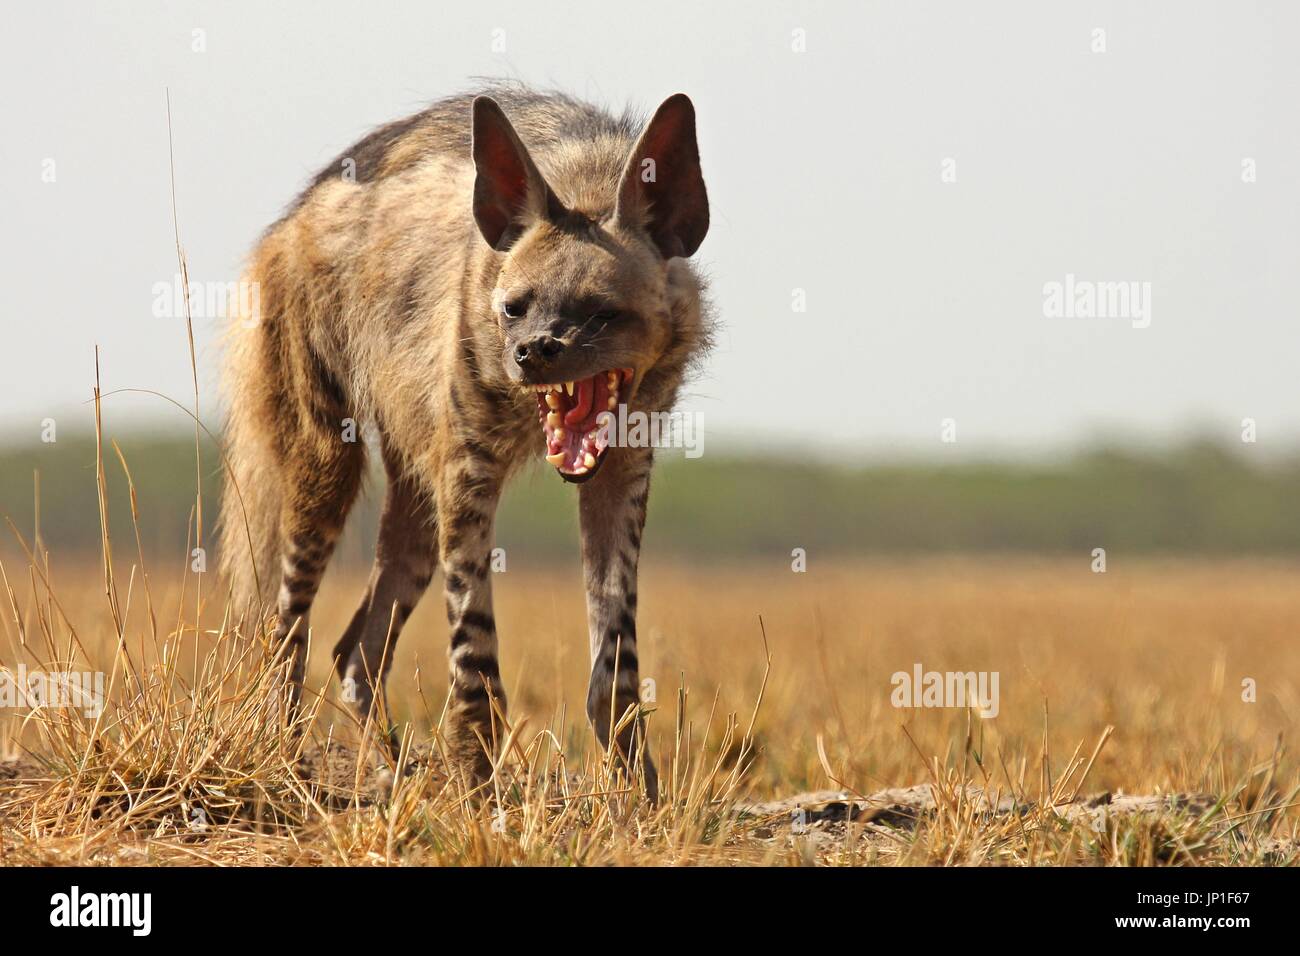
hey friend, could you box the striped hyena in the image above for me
[219,86,712,796]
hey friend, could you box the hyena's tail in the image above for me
[217,277,283,620]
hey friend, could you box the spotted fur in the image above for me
[219,84,712,796]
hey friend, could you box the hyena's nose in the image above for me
[513,334,566,370]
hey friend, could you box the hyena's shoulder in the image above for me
[279,84,644,225]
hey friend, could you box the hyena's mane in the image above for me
[276,82,647,229]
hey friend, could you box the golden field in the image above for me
[1,548,1296,867]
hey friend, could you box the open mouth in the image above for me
[531,368,632,482]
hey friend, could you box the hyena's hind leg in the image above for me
[272,430,365,712]
[332,447,438,743]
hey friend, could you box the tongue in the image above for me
[564,376,596,427]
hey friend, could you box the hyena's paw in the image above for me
[588,690,659,803]
[606,725,659,804]
[636,749,660,805]
[443,699,498,791]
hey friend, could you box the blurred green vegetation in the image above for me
[0,431,1297,566]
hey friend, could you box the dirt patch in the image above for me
[735,785,1297,862]
[736,785,1221,830]
[0,756,46,785]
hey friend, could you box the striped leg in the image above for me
[579,445,658,800]
[437,441,507,787]
[332,448,437,737]
[273,438,364,710]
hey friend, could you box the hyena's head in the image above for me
[470,94,709,482]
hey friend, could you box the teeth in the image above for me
[574,466,589,475]
[564,381,574,395]
[546,412,560,428]
[546,452,566,466]
[553,427,565,441]
[584,452,596,469]
[606,396,617,409]
[545,392,560,409]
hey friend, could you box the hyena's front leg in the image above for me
[579,445,658,800]
[437,441,508,788]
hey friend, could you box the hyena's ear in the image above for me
[471,96,562,251]
[615,94,709,259]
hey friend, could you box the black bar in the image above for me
[0,865,1289,941]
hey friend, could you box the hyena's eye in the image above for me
[588,310,620,323]
[501,299,528,319]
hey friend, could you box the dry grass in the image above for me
[1,540,1297,866]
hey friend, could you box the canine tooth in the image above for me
[546,451,566,466]
[564,381,574,395]
[545,392,560,409]
[546,412,560,428]
[584,452,596,468]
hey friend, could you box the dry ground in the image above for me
[1,554,1297,865]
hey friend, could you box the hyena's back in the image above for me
[218,87,644,611]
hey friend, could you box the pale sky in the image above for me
[2,0,1297,459]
